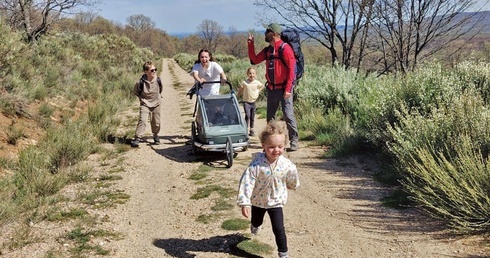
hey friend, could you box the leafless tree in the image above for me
[72,11,97,24]
[180,34,205,55]
[127,14,155,32]
[0,0,99,42]
[369,0,482,73]
[224,26,248,58]
[196,19,224,53]
[254,0,375,69]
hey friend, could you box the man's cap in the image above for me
[263,23,282,34]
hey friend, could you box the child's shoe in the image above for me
[250,225,261,235]
[249,129,255,136]
[278,251,288,257]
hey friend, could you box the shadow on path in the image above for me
[152,234,263,258]
[151,137,233,167]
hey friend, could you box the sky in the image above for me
[92,0,263,35]
[92,0,490,36]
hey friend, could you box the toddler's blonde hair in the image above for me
[259,120,289,145]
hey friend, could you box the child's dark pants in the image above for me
[243,101,256,129]
[251,206,288,253]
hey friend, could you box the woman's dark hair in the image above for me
[195,49,214,64]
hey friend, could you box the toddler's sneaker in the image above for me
[278,251,288,258]
[250,225,261,235]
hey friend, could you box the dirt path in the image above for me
[103,59,485,258]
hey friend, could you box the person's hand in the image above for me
[248,33,254,43]
[241,206,251,218]
[284,91,292,99]
[220,78,227,84]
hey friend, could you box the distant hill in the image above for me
[169,11,490,38]
[459,11,490,33]
[169,32,193,38]
[169,30,252,38]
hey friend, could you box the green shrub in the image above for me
[236,239,273,256]
[0,21,24,77]
[6,123,25,145]
[15,147,67,198]
[38,102,55,117]
[173,53,195,72]
[399,136,490,233]
[221,218,249,230]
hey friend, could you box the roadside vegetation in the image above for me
[0,20,155,256]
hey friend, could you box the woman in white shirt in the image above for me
[191,49,227,96]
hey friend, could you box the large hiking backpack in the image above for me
[139,76,163,94]
[280,28,304,82]
[264,28,304,86]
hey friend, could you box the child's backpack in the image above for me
[139,76,163,94]
[266,27,304,85]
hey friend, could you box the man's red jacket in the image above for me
[248,40,296,93]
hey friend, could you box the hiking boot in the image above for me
[250,225,261,235]
[153,136,160,145]
[278,251,289,258]
[249,129,255,137]
[131,138,141,148]
[287,142,299,152]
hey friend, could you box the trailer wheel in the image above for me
[191,121,198,154]
[226,137,233,168]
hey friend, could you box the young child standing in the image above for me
[237,67,264,136]
[236,120,300,258]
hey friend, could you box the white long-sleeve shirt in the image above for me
[237,152,300,208]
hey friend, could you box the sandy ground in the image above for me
[1,58,487,258]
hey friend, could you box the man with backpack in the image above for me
[131,61,163,147]
[248,23,299,151]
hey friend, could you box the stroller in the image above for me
[189,81,249,168]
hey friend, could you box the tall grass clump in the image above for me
[14,147,68,198]
[42,121,97,173]
[398,136,490,233]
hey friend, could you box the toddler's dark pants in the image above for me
[251,206,288,253]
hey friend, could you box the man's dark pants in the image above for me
[266,88,298,146]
